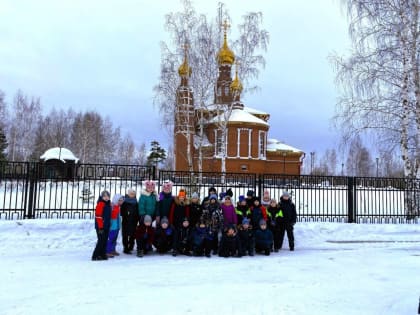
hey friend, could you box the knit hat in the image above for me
[227,224,236,232]
[219,192,226,200]
[238,195,245,203]
[242,218,250,225]
[144,180,155,191]
[209,194,218,201]
[226,188,233,197]
[246,190,255,197]
[253,196,261,203]
[270,198,277,204]
[178,189,186,198]
[112,193,124,205]
[282,191,290,198]
[208,187,217,194]
[144,215,152,224]
[263,190,270,201]
[259,219,267,226]
[182,217,189,223]
[101,190,110,198]
[223,196,232,203]
[126,188,136,196]
[161,216,169,225]
[162,180,173,193]
[191,192,199,199]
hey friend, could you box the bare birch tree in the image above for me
[332,0,420,218]
[7,90,41,161]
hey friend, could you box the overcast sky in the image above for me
[0,0,351,163]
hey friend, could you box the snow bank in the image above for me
[0,220,419,315]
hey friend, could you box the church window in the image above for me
[214,129,224,156]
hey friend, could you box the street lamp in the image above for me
[341,163,344,176]
[376,157,379,177]
[310,152,315,174]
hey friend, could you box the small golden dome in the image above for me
[178,57,191,77]
[217,31,235,65]
[230,66,243,93]
[178,46,192,78]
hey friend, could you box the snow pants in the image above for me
[279,223,294,250]
[106,229,119,254]
[92,229,109,260]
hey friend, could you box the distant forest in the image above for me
[0,89,172,167]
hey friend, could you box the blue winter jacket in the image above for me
[255,228,273,248]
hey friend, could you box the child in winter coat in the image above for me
[261,190,271,207]
[138,180,158,222]
[156,180,174,225]
[219,225,242,258]
[135,214,155,257]
[92,191,112,261]
[189,192,202,228]
[169,189,190,229]
[153,216,175,255]
[201,186,217,207]
[255,219,274,256]
[106,194,124,257]
[245,190,255,208]
[120,188,139,254]
[173,217,193,256]
[266,199,283,252]
[235,195,250,224]
[278,191,297,251]
[250,197,268,230]
[221,195,237,228]
[208,194,224,255]
[192,220,213,257]
[238,218,254,256]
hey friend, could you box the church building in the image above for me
[174,24,304,175]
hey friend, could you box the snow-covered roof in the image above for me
[193,134,211,148]
[266,139,303,153]
[208,109,269,126]
[40,148,79,163]
[243,106,269,116]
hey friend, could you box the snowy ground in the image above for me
[0,220,419,315]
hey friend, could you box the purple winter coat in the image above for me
[221,203,238,227]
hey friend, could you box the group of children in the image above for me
[91,181,297,261]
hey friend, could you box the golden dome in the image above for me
[178,59,191,77]
[178,53,191,77]
[217,31,235,65]
[230,64,243,93]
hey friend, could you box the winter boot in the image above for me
[264,249,270,256]
[137,249,144,257]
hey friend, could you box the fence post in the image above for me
[151,166,157,180]
[257,174,263,198]
[26,162,37,219]
[347,176,355,223]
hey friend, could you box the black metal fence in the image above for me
[0,162,154,219]
[1,161,419,223]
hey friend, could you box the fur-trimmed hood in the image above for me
[173,196,190,206]
[141,189,158,200]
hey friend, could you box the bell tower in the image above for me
[215,20,235,104]
[174,44,195,171]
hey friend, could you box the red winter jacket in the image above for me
[135,224,155,245]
